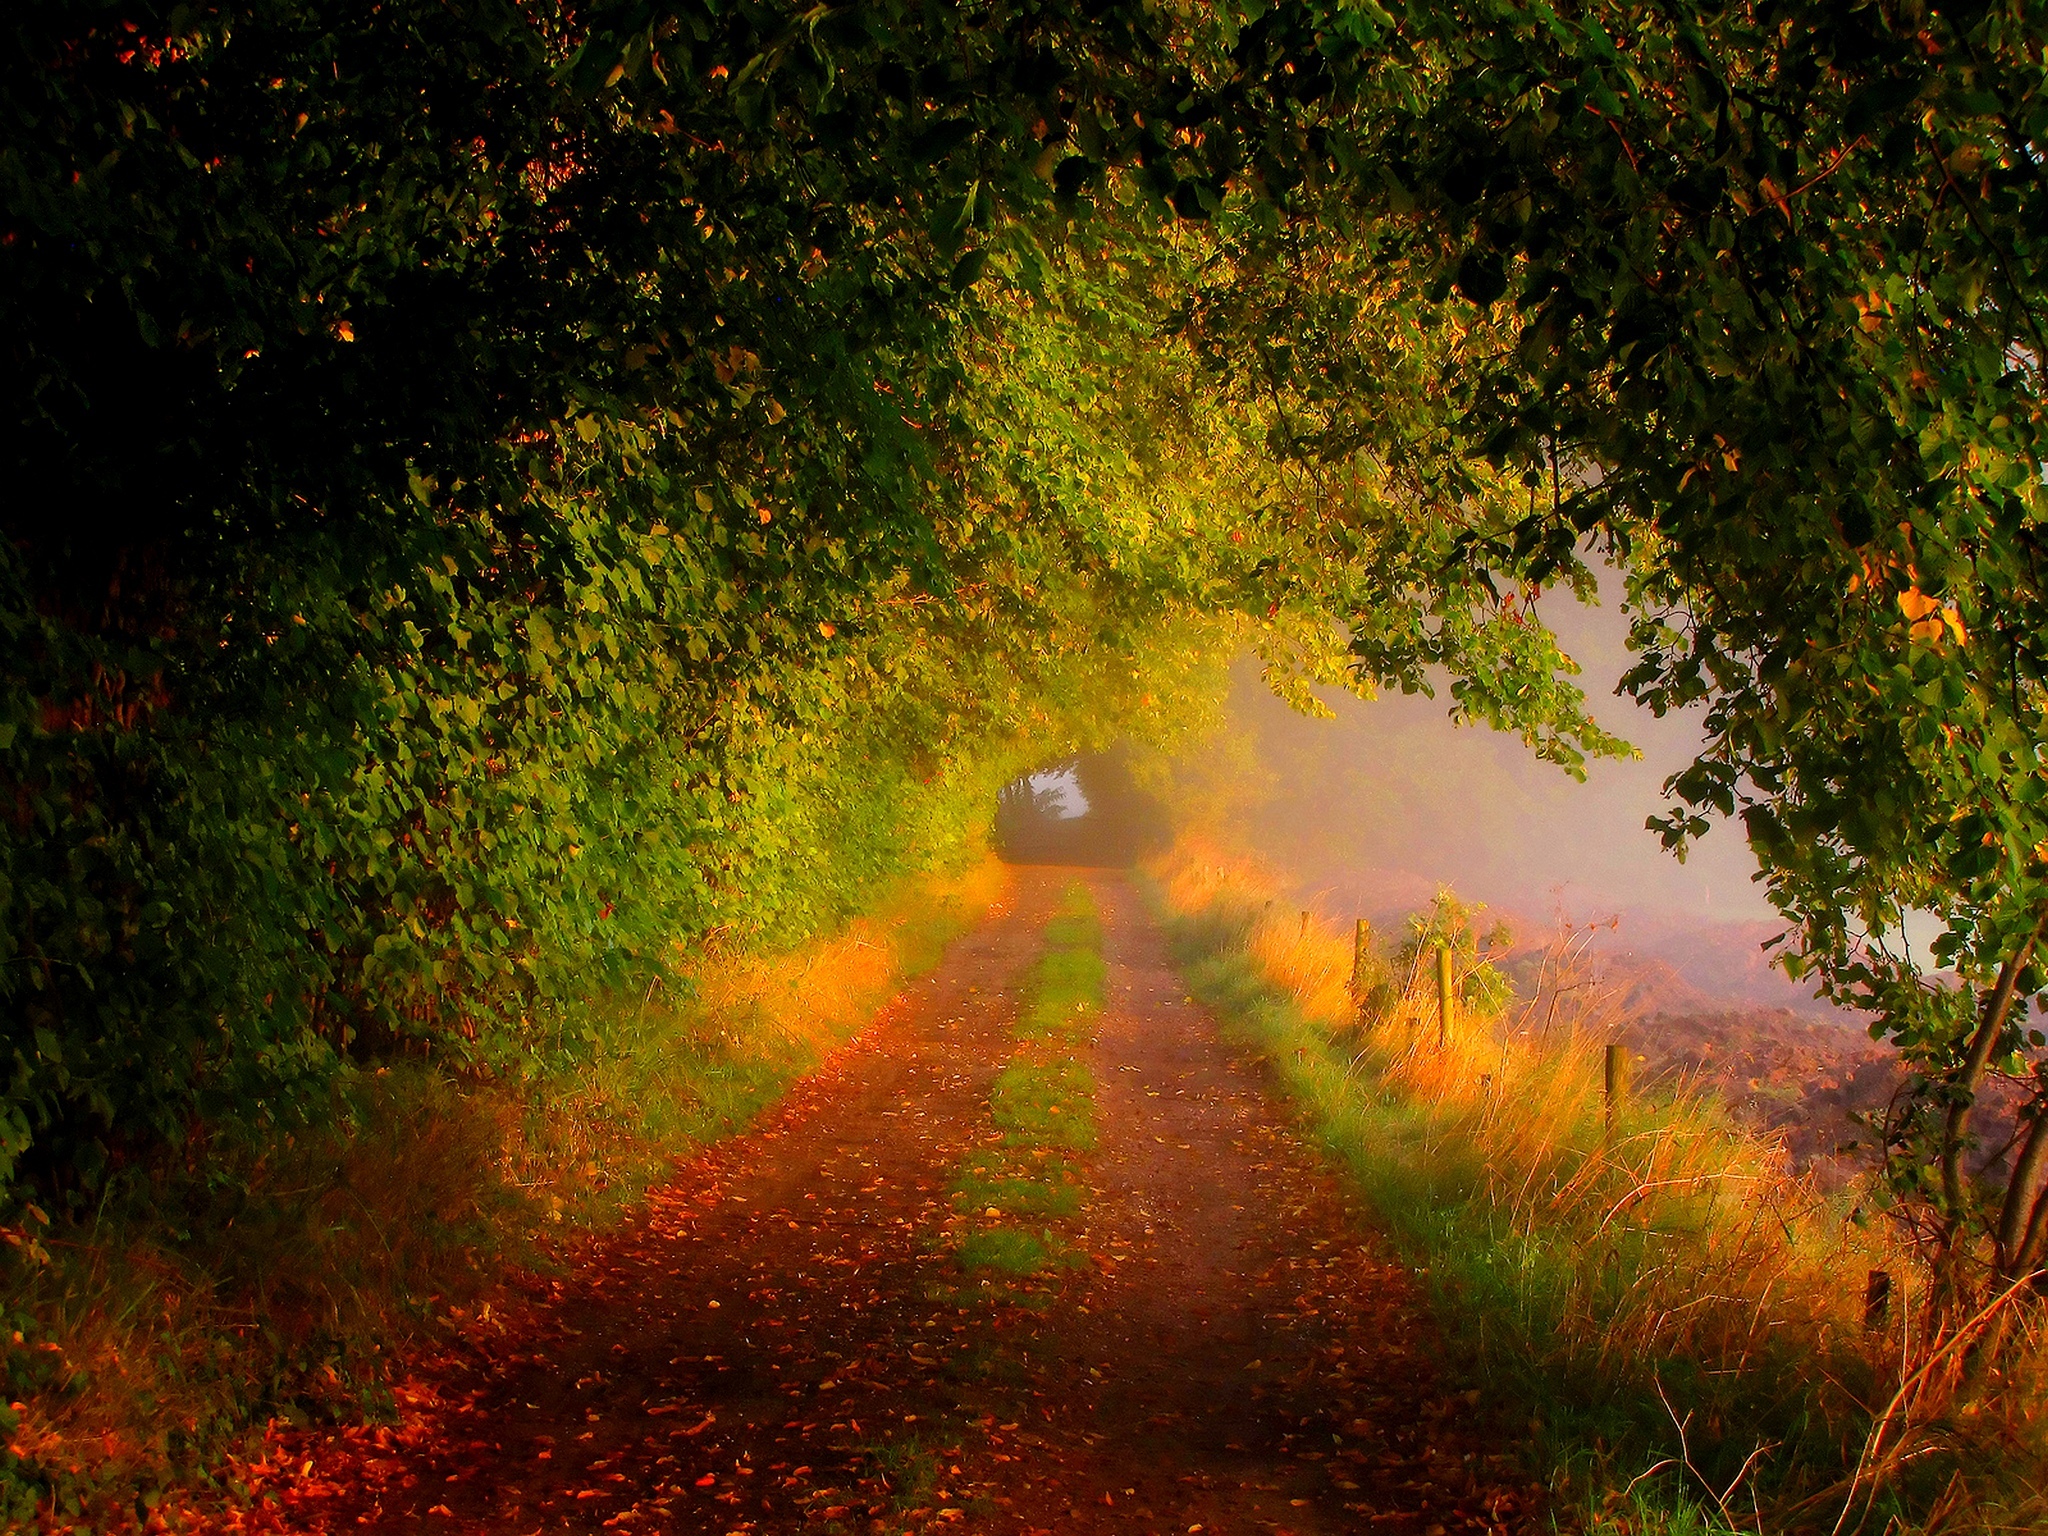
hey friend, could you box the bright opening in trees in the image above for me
[9,1,2048,1525]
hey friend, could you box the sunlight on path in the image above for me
[231,870,1538,1536]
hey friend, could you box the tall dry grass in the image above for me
[1149,837,2047,1534]
[0,857,1008,1525]
[516,855,1009,1213]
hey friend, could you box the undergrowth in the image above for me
[1145,840,2048,1536]
[0,857,1009,1530]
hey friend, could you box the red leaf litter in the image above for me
[162,871,1541,1535]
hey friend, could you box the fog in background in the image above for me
[1026,766,1091,820]
[1203,584,1841,1019]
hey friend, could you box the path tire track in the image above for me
[229,869,1539,1536]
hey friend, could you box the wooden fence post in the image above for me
[1604,1042,1629,1134]
[1349,919,1372,1028]
[1436,945,1455,1048]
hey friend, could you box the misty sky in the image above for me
[1027,766,1091,820]
[1221,577,1777,926]
[1199,579,1859,1011]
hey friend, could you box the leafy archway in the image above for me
[8,0,2048,1315]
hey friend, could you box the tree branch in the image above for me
[1997,1090,2048,1274]
[1941,904,2048,1224]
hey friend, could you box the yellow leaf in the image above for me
[1898,587,1940,621]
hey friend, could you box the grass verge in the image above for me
[0,857,1009,1530]
[1145,840,2048,1536]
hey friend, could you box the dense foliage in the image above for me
[11,0,2048,1319]
[1168,0,2048,1298]
[0,0,1266,1198]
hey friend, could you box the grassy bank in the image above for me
[1145,842,2047,1535]
[0,858,1008,1529]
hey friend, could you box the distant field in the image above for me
[1281,878,2032,1186]
[1622,1006,2030,1187]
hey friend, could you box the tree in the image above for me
[1007,0,2048,1312]
[15,0,2048,1335]
[0,0,1272,1189]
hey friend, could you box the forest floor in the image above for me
[211,869,1540,1536]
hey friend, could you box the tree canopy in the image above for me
[8,0,2048,1295]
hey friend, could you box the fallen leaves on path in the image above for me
[124,873,1538,1536]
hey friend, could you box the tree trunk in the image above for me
[1935,906,2047,1314]
[1996,1093,2048,1279]
[1945,910,2048,1384]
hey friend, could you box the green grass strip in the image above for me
[944,882,1102,1289]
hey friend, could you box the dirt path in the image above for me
[243,869,1539,1536]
